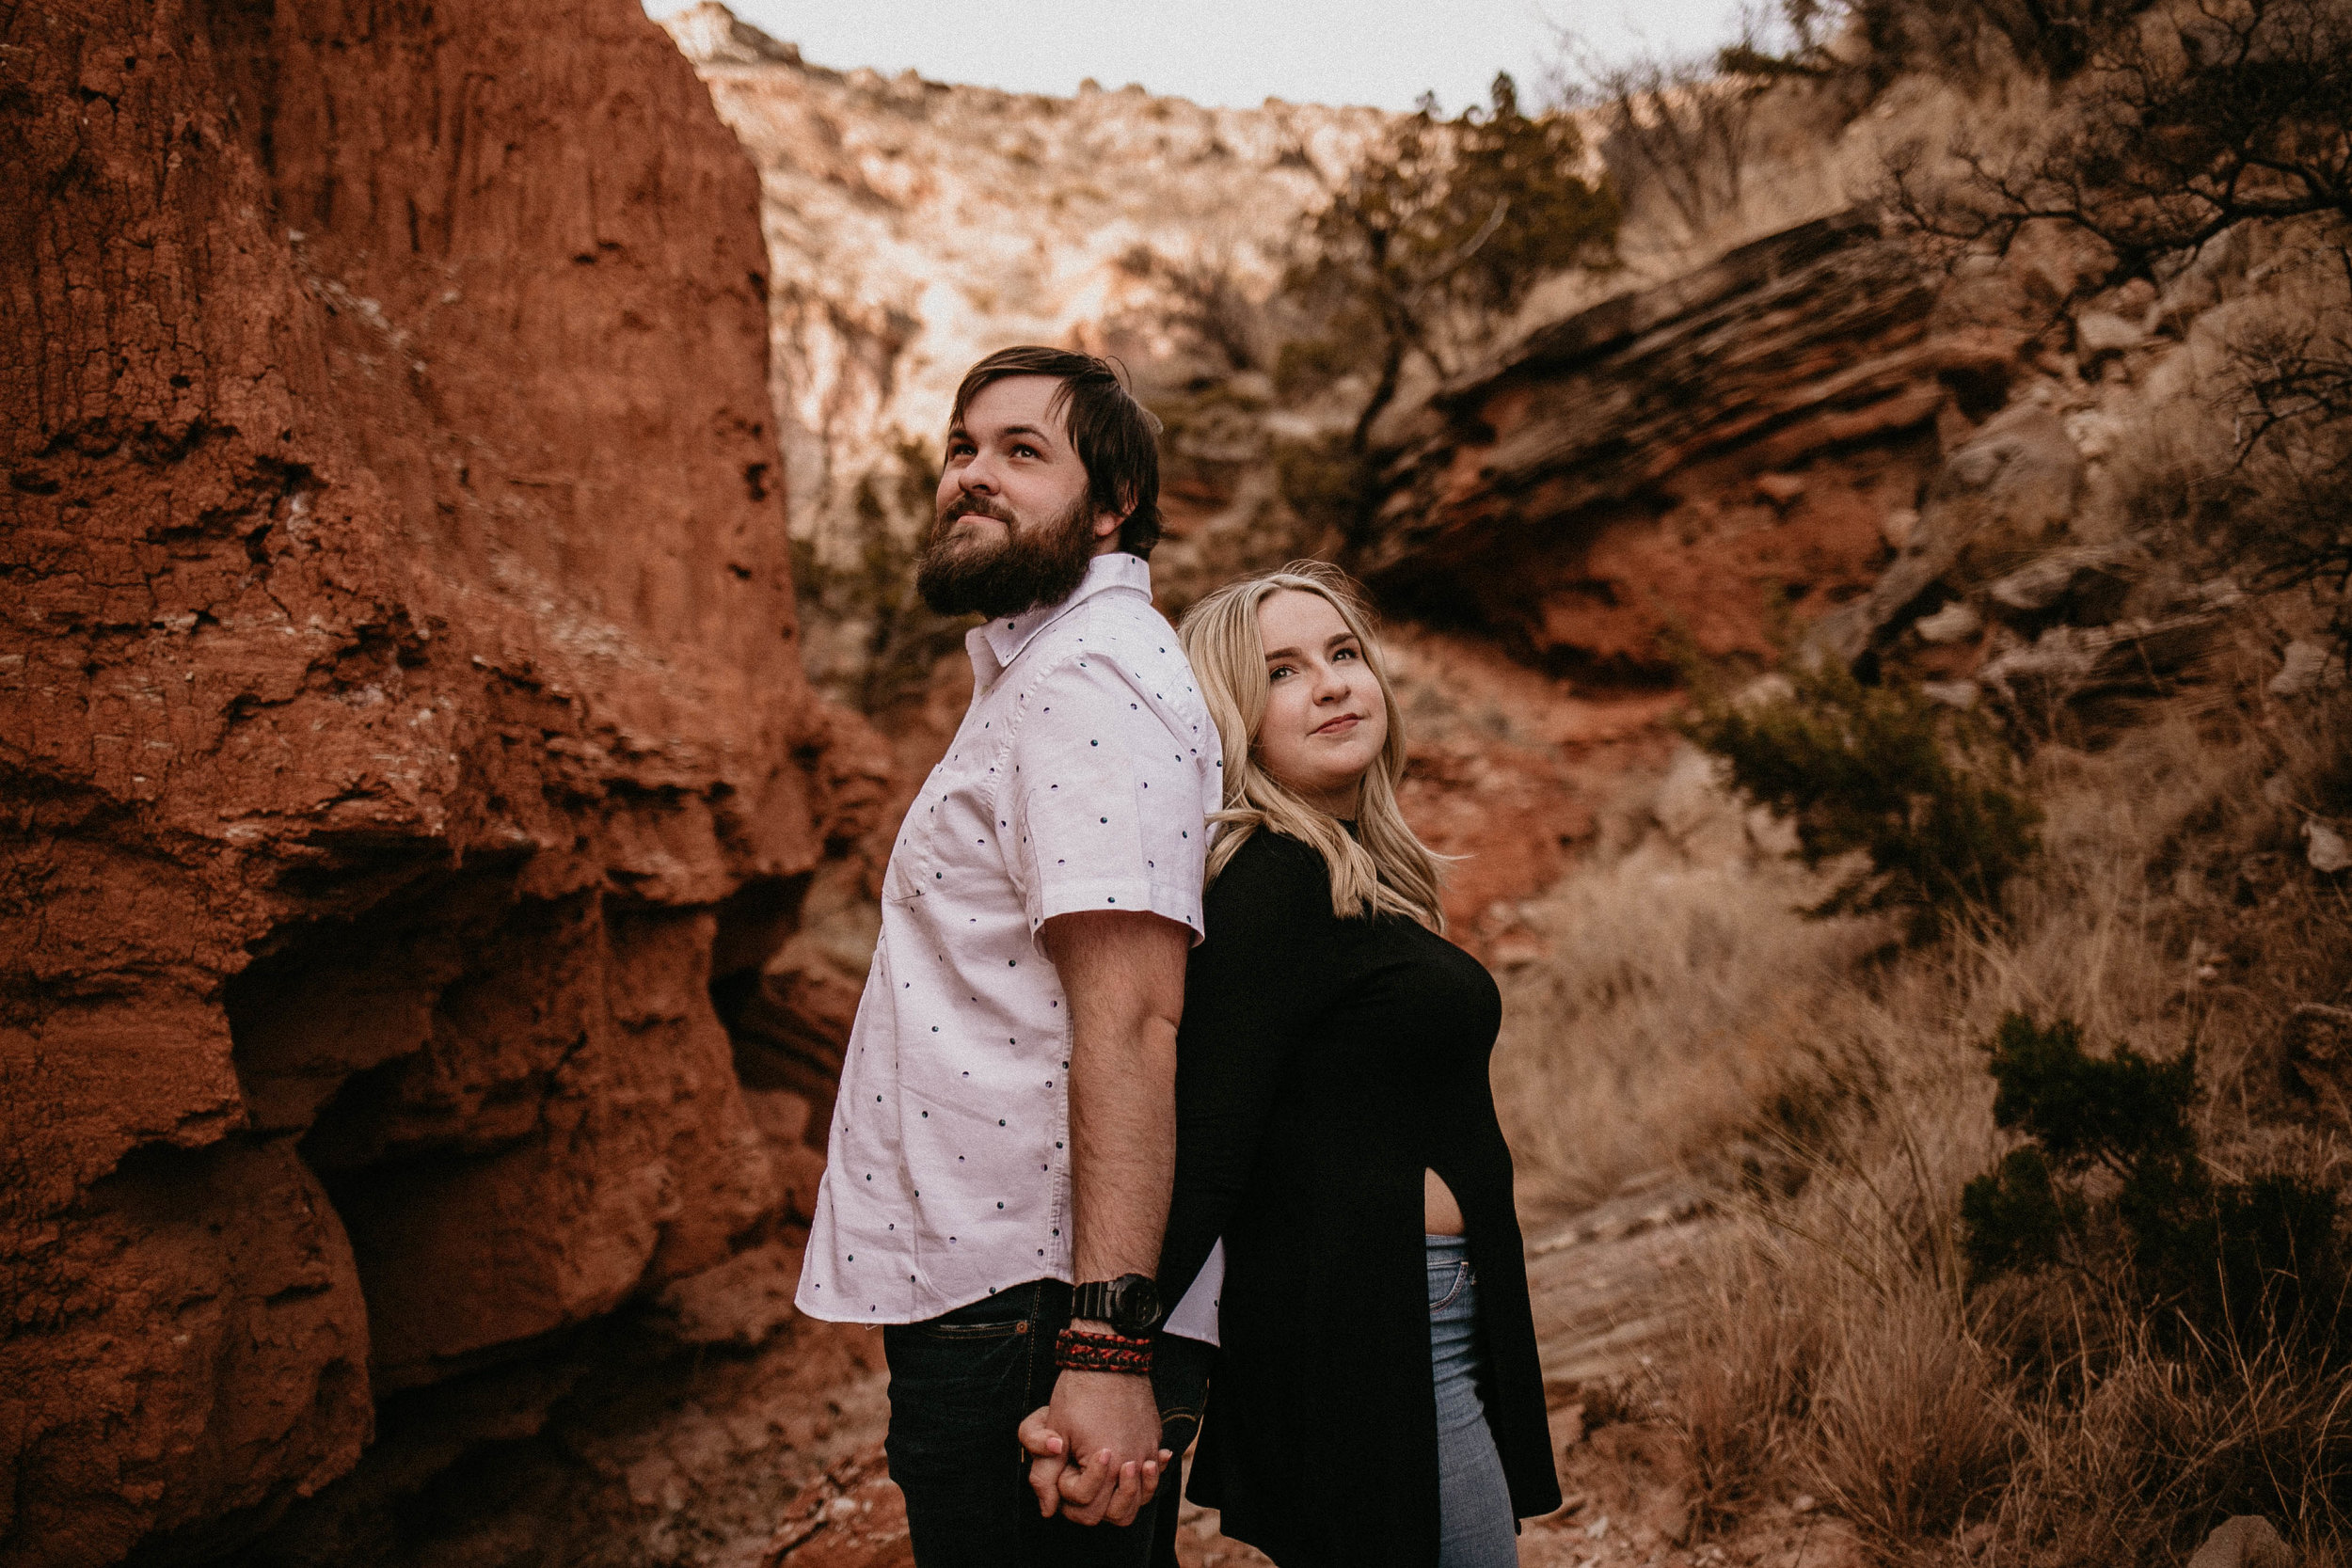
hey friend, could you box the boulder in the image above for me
[2306,821,2352,874]
[1976,610,2222,709]
[2188,1515,2296,1568]
[2281,1005,2352,1125]
[2074,309,2148,358]
[1916,602,1984,643]
[1361,212,1975,672]
[1985,541,2143,619]
[2270,639,2345,698]
[1804,400,2084,664]
[1934,401,2084,557]
[646,1237,806,1349]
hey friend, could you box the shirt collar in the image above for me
[971,551,1153,678]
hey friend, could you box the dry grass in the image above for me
[1489,799,1891,1211]
[1502,644,2352,1560]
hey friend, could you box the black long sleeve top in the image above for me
[1157,829,1560,1567]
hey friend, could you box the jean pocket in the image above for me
[1426,1260,1470,1311]
[902,1316,1029,1342]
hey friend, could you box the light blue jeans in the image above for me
[1428,1233,1519,1568]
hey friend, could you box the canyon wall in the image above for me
[0,2,882,1562]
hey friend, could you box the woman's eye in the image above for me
[1267,664,1294,680]
[1333,646,1359,661]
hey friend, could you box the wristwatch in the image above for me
[1072,1274,1165,1338]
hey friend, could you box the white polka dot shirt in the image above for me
[796,553,1220,1323]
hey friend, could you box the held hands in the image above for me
[1018,1370,1171,1528]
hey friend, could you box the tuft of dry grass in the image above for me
[1489,789,1891,1211]
[1676,1085,2016,1539]
[1994,1323,2352,1568]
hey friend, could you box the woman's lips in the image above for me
[1312,714,1362,736]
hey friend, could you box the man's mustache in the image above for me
[941,495,1016,528]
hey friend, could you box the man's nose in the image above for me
[959,451,1001,493]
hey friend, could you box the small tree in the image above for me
[1680,656,2042,939]
[1281,73,1619,455]
[1962,1013,2345,1355]
[1890,0,2352,659]
[1891,0,2352,277]
[2220,257,2352,661]
[1574,52,1765,242]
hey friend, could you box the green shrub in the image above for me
[1680,655,2042,939]
[1961,1012,2347,1355]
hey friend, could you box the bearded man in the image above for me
[795,347,1219,1564]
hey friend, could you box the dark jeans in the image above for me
[882,1277,1214,1568]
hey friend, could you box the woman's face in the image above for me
[1253,589,1389,817]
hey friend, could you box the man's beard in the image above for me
[914,492,1097,619]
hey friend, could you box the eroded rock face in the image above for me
[1366,214,2021,675]
[0,1,882,1560]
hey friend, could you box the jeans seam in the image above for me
[1023,1279,1046,1417]
[1429,1260,1470,1312]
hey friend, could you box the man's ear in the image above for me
[1090,507,1127,543]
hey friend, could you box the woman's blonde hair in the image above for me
[1178,561,1448,930]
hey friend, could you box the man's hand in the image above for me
[1028,1371,1168,1526]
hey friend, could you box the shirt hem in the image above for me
[794,1269,1078,1326]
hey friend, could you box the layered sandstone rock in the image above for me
[0,2,882,1561]
[1364,213,2024,675]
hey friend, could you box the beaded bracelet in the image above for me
[1055,1326,1153,1376]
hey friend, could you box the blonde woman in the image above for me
[1154,562,1557,1565]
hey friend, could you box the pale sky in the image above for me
[645,0,1753,114]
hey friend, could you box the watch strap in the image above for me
[1072,1274,1163,1335]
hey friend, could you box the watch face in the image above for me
[1109,1275,1164,1336]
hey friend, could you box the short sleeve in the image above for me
[1005,647,1210,946]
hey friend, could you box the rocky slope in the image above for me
[0,2,882,1562]
[1366,211,1984,672]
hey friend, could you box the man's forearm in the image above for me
[1068,1013,1177,1284]
[1041,909,1189,1294]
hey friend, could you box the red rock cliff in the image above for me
[0,3,882,1562]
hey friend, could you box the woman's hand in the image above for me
[1019,1405,1069,1516]
[1018,1403,1171,1527]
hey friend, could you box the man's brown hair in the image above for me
[949,347,1165,559]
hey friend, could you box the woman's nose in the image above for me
[1311,662,1349,700]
